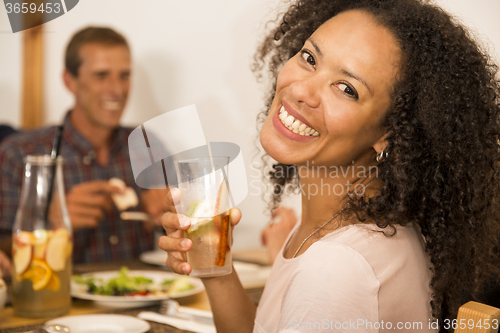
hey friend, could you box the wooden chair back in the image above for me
[454,301,500,333]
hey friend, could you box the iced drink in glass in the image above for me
[175,157,232,278]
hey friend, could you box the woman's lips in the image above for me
[281,100,316,130]
[272,106,318,142]
[278,105,319,136]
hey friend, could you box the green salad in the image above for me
[74,267,195,296]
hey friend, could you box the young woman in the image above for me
[159,0,500,332]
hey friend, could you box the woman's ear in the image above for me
[373,132,389,155]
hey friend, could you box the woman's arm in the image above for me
[159,189,256,332]
[203,269,257,333]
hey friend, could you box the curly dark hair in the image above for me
[253,0,500,329]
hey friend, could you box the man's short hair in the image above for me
[65,26,129,77]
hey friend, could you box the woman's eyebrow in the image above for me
[308,39,323,58]
[341,69,372,95]
[308,38,372,95]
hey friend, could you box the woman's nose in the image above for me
[290,75,321,109]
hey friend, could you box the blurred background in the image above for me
[0,0,499,250]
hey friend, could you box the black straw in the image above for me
[50,125,64,160]
[43,125,64,222]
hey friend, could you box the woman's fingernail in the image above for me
[171,188,181,201]
[182,265,189,274]
[181,239,190,249]
[179,215,191,227]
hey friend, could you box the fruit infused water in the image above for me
[175,156,232,278]
[12,229,72,317]
[12,155,72,318]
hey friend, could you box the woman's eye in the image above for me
[300,50,316,67]
[336,83,359,99]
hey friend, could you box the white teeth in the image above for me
[279,106,288,120]
[278,105,319,136]
[284,116,294,126]
[102,101,121,110]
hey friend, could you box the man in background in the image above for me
[0,26,167,263]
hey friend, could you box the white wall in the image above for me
[0,8,21,127]
[437,0,500,65]
[0,0,499,250]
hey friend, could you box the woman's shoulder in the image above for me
[319,223,425,256]
[267,227,433,332]
[288,234,381,293]
[286,238,381,300]
[308,223,431,285]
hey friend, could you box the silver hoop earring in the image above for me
[376,149,388,162]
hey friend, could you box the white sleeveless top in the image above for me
[253,223,436,333]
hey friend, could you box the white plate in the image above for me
[140,250,271,289]
[46,314,150,333]
[139,249,169,266]
[233,262,272,289]
[71,270,204,308]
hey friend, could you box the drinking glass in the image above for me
[175,156,232,278]
[11,155,72,318]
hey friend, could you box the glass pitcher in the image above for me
[11,155,72,318]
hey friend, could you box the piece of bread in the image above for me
[109,178,139,211]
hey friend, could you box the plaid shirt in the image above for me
[0,112,154,263]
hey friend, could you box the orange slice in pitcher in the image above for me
[46,273,60,291]
[30,259,52,291]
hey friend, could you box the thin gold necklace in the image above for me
[284,203,349,258]
[285,177,376,259]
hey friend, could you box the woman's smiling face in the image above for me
[260,10,402,167]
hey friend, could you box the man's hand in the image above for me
[140,189,171,227]
[0,250,11,278]
[260,207,297,264]
[66,180,123,230]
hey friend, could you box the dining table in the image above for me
[0,248,270,333]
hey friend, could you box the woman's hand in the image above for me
[158,188,242,275]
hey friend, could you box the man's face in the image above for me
[67,43,131,130]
